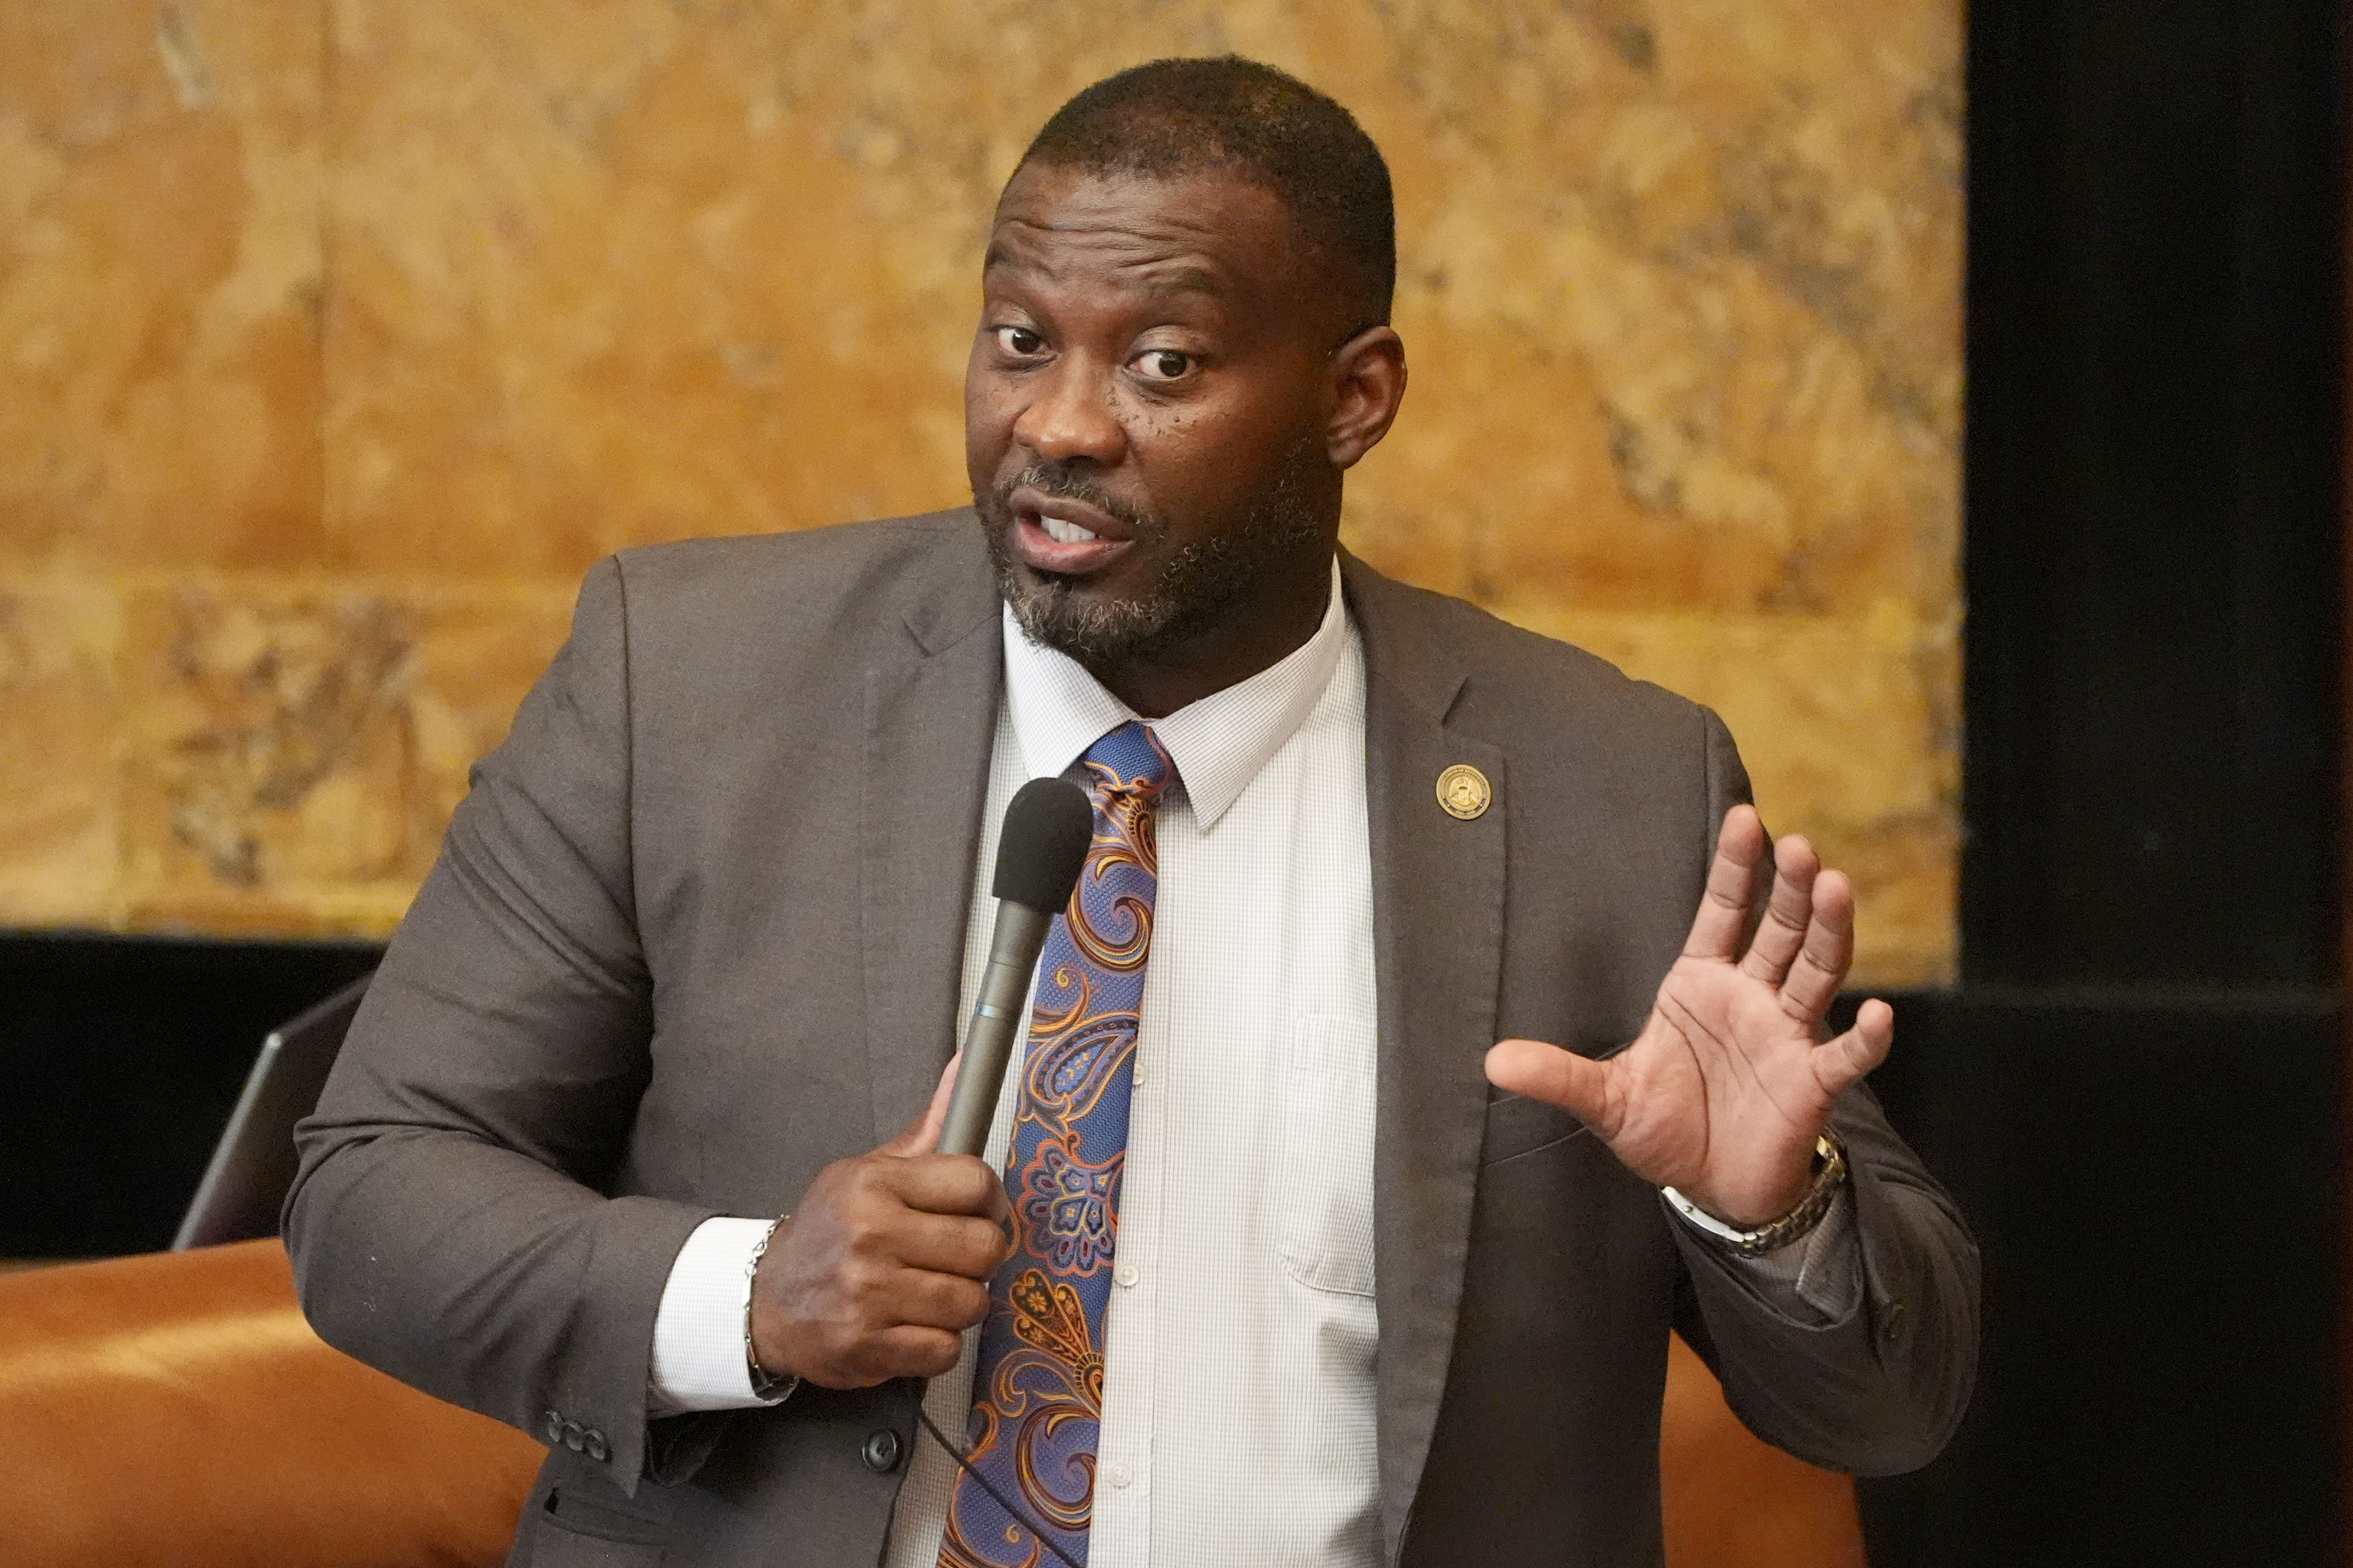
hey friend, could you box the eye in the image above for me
[1132,348,1194,382]
[994,325,1044,356]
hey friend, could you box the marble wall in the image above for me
[0,0,1960,982]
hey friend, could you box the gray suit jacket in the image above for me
[288,511,1977,1568]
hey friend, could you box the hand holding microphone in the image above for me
[748,779,1091,1389]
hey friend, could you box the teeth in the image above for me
[1040,515,1100,545]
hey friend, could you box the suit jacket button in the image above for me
[585,1430,610,1463]
[861,1429,903,1473]
[562,1420,587,1453]
[544,1411,565,1445]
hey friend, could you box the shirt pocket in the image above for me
[1277,1013,1379,1298]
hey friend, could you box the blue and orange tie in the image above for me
[939,721,1175,1568]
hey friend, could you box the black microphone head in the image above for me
[992,777,1094,913]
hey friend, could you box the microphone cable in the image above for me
[912,1404,1087,1568]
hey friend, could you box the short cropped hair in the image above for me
[1016,57,1396,327]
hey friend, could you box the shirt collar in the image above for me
[1000,556,1350,830]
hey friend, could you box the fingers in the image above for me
[895,1209,1016,1280]
[887,1153,1013,1230]
[1813,997,1894,1098]
[1683,805,1768,961]
[1485,1038,1614,1133]
[751,1138,1011,1390]
[1739,834,1820,987]
[887,1265,996,1334]
[788,1274,989,1386]
[865,1325,970,1382]
[1778,867,1857,1026]
[882,1052,964,1157]
[1708,825,1860,1038]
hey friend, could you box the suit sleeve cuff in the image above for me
[1664,1185,1863,1324]
[648,1215,791,1413]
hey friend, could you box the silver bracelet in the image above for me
[744,1216,799,1404]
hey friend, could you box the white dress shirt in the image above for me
[645,559,1858,1566]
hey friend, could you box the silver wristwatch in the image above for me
[1664,1134,1849,1257]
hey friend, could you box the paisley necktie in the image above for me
[939,720,1175,1568]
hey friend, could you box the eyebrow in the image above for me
[982,241,1231,299]
[1125,261,1228,296]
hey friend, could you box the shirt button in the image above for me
[1106,1461,1132,1488]
[1114,1262,1138,1287]
[1131,1061,1147,1085]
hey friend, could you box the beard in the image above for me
[975,444,1328,669]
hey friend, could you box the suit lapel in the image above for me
[861,531,1004,1145]
[1344,556,1507,1562]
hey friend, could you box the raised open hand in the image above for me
[1485,805,1893,1227]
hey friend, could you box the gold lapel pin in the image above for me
[1436,763,1491,821]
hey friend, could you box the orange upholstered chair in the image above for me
[0,1241,1862,1567]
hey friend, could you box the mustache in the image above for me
[992,465,1158,537]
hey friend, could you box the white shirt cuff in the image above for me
[647,1215,788,1414]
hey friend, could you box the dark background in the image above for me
[2,1,2345,1562]
[1856,0,2347,1562]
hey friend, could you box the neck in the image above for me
[1085,556,1334,718]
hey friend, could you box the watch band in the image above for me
[744,1216,800,1405]
[1664,1134,1849,1257]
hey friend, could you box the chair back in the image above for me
[173,974,371,1250]
[0,1241,544,1568]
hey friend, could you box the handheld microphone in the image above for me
[936,776,1093,1158]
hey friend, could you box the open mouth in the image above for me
[1009,485,1137,577]
[1039,514,1101,546]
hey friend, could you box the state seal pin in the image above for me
[1436,763,1491,821]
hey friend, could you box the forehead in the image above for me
[983,164,1312,303]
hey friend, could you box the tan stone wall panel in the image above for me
[322,2,980,574]
[1511,602,1959,984]
[1355,0,1962,617]
[114,580,573,937]
[1,1,1961,984]
[0,582,121,923]
[0,0,324,571]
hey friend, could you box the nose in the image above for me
[1012,354,1127,466]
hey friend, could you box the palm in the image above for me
[1603,951,1846,1214]
[1487,806,1893,1227]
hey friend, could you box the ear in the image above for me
[1324,326,1408,470]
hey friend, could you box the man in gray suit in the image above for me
[289,58,1976,1568]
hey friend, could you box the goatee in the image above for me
[976,448,1326,670]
